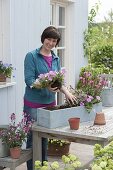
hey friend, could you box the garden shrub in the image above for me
[91,45,113,72]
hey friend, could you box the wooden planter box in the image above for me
[37,102,102,129]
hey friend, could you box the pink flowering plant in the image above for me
[0,113,33,148]
[76,66,107,111]
[65,66,107,112]
[33,68,66,89]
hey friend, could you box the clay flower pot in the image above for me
[10,147,21,159]
[68,117,80,130]
[94,112,106,125]
[0,74,6,84]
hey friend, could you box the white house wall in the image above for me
[65,0,88,87]
[0,0,88,124]
[0,0,50,124]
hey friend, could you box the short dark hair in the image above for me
[41,26,61,46]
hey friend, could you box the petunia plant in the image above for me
[33,67,66,89]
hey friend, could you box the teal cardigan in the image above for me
[24,48,61,104]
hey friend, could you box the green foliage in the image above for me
[91,45,113,71]
[48,139,70,147]
[91,141,113,170]
[83,3,113,69]
[35,154,81,170]
[83,3,100,63]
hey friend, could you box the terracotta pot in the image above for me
[0,74,6,84]
[94,112,106,125]
[10,147,21,159]
[68,117,80,130]
[48,143,70,156]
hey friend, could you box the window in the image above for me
[50,0,67,104]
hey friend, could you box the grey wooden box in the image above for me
[37,102,102,129]
[0,125,9,158]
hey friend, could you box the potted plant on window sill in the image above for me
[0,61,13,84]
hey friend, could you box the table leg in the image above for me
[33,131,42,170]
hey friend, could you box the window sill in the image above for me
[0,82,16,89]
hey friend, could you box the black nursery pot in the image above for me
[51,80,62,89]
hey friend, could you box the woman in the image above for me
[24,26,76,170]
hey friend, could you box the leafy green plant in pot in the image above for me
[0,61,13,77]
[48,139,71,157]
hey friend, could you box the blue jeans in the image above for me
[24,105,48,170]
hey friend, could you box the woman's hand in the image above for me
[64,90,76,105]
[60,86,76,104]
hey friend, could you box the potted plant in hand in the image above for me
[0,113,33,159]
[33,67,66,89]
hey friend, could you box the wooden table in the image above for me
[32,112,113,169]
[0,149,32,170]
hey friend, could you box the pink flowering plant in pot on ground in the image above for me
[0,113,33,149]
